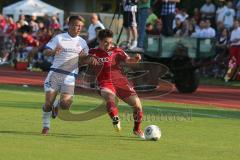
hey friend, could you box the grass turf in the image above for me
[0,84,239,160]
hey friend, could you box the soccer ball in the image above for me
[144,125,161,141]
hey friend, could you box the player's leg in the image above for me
[129,11,138,49]
[115,80,144,139]
[42,71,60,135]
[122,95,144,139]
[59,93,73,110]
[42,90,58,135]
[55,75,76,117]
[100,88,121,132]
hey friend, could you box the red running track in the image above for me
[0,67,239,109]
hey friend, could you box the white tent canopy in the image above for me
[2,0,64,28]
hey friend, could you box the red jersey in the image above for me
[5,23,16,35]
[89,47,130,86]
[23,35,38,47]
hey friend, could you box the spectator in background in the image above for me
[146,8,162,35]
[87,26,102,48]
[236,0,240,20]
[18,26,39,70]
[216,0,227,24]
[122,0,138,49]
[223,1,235,29]
[192,19,215,38]
[38,21,45,31]
[173,17,183,36]
[187,20,196,36]
[192,19,209,38]
[146,21,162,35]
[18,15,28,26]
[181,19,191,37]
[205,19,216,38]
[87,13,105,43]
[49,15,60,30]
[63,17,69,32]
[193,8,201,24]
[173,9,189,31]
[161,0,180,36]
[137,0,151,49]
[0,14,6,33]
[43,14,50,28]
[175,9,189,22]
[225,20,240,82]
[212,27,229,78]
[29,15,39,33]
[146,8,160,26]
[4,17,17,38]
[200,0,216,26]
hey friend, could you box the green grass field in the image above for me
[0,84,240,160]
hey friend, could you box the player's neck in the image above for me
[68,31,78,38]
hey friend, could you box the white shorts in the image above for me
[44,71,75,95]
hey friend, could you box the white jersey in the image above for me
[45,32,89,74]
[87,21,105,41]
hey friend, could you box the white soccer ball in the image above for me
[144,125,161,141]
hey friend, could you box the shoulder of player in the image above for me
[89,48,100,55]
[111,47,126,53]
[72,35,87,44]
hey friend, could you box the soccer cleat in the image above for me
[41,127,49,135]
[52,99,59,119]
[133,129,145,139]
[112,116,121,132]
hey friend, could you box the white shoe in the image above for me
[129,41,138,50]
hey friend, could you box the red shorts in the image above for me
[99,78,136,100]
[230,47,240,65]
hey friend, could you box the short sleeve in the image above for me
[45,35,59,50]
[81,39,89,55]
[117,49,129,61]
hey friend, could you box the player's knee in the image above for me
[44,101,53,110]
[59,99,72,110]
[131,100,142,111]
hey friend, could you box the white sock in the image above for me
[53,99,60,108]
[42,107,51,128]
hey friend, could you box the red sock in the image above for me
[106,101,119,119]
[133,111,143,131]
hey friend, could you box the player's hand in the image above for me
[54,45,62,55]
[135,54,141,62]
[89,56,101,66]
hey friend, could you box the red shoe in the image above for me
[41,127,49,135]
[133,129,145,139]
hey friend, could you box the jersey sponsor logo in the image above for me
[98,57,109,63]
[62,38,72,41]
[62,48,81,54]
[107,51,113,56]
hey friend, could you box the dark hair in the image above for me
[68,16,83,24]
[97,29,113,40]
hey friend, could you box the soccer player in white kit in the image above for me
[41,16,95,135]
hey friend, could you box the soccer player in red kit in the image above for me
[89,29,144,139]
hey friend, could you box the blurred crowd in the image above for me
[0,0,239,81]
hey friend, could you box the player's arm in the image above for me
[79,50,100,66]
[43,46,62,56]
[79,54,97,65]
[125,54,141,64]
[43,35,61,56]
